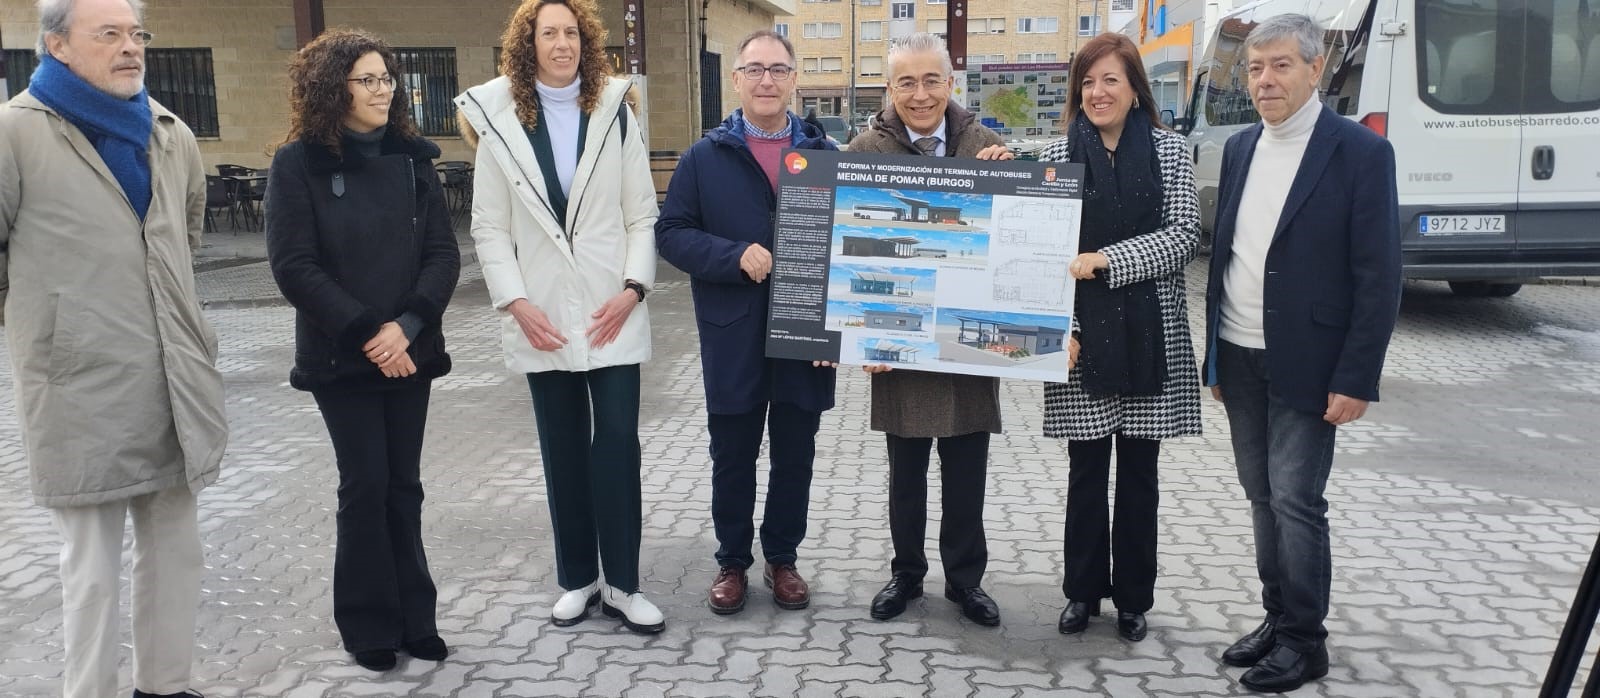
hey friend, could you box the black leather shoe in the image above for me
[1240,644,1329,693]
[403,635,449,661]
[944,586,1001,626]
[1116,611,1147,642]
[870,575,924,620]
[352,648,397,672]
[1057,599,1101,634]
[1222,621,1279,667]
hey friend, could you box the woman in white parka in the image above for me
[455,0,662,633]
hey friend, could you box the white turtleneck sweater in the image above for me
[536,77,583,197]
[1219,96,1322,349]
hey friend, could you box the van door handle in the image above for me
[1531,145,1555,180]
[1193,145,1201,165]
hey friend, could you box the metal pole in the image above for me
[1540,529,1600,697]
[848,0,856,119]
[1,22,10,102]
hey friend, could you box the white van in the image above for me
[1182,0,1600,296]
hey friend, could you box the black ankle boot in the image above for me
[1057,599,1101,634]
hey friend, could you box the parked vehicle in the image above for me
[816,115,857,146]
[1182,0,1600,296]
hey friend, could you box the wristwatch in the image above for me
[624,280,647,303]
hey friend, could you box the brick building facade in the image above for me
[1,0,793,167]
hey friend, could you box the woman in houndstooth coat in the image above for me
[1040,33,1202,643]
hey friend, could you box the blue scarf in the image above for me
[29,54,154,221]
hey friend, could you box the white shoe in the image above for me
[602,585,666,634]
[551,581,601,626]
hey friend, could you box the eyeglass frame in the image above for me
[347,75,398,94]
[733,63,796,81]
[67,28,155,47]
[890,76,951,94]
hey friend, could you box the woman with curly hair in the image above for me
[455,0,661,633]
[265,29,460,671]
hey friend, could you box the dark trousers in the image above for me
[1216,340,1337,653]
[886,431,990,589]
[312,383,438,652]
[527,365,643,593]
[707,401,821,569]
[1062,433,1161,613]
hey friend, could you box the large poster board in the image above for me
[765,149,1084,382]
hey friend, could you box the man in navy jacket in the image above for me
[656,30,838,616]
[1201,14,1401,693]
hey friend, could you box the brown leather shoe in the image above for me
[708,566,747,615]
[763,562,810,610]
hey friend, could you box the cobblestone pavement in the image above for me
[2,249,1600,697]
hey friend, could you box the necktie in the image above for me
[913,136,941,157]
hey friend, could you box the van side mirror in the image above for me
[1160,109,1177,127]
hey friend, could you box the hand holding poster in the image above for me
[765,149,1084,382]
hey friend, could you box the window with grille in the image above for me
[928,19,948,35]
[700,50,722,131]
[2,48,220,138]
[892,2,914,19]
[4,49,38,98]
[861,56,883,76]
[145,49,220,137]
[394,48,459,137]
[775,23,789,38]
[821,57,844,73]
[1079,16,1102,36]
[861,21,884,41]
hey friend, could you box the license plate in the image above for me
[1419,214,1506,236]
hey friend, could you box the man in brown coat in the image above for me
[848,32,1013,626]
[0,1,227,696]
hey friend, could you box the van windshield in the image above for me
[1202,0,1376,127]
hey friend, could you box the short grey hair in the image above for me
[887,32,953,79]
[1243,13,1323,64]
[36,0,146,57]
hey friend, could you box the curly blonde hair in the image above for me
[500,0,611,130]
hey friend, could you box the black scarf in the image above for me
[1067,108,1167,396]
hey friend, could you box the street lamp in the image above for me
[848,0,856,120]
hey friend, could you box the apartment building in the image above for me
[780,0,1116,124]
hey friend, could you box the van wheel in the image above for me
[1449,281,1522,298]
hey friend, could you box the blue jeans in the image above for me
[1216,340,1337,653]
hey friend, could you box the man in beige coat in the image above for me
[848,33,1014,627]
[0,1,227,696]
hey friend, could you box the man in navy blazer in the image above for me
[1201,14,1401,693]
[656,30,838,616]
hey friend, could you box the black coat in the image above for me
[265,131,461,391]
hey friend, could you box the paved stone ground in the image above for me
[2,237,1600,697]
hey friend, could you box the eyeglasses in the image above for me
[734,64,794,81]
[347,75,397,94]
[891,77,949,94]
[72,28,155,47]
